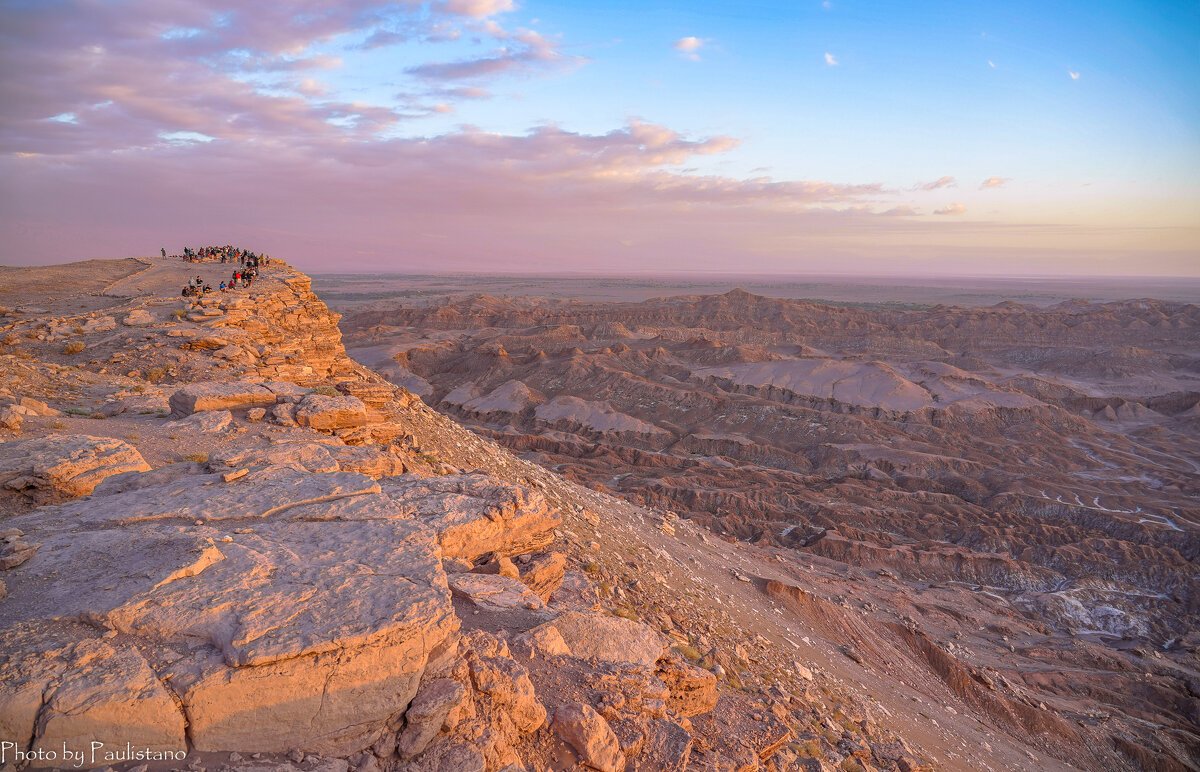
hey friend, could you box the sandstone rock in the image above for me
[0,623,187,757]
[381,474,560,562]
[82,315,116,333]
[168,409,233,433]
[634,719,692,772]
[397,679,468,759]
[466,644,546,735]
[18,397,61,416]
[656,656,719,716]
[271,402,298,426]
[449,573,544,611]
[209,442,341,475]
[549,569,601,610]
[518,551,566,602]
[247,407,267,422]
[294,394,369,431]
[169,381,277,415]
[530,611,665,668]
[512,625,571,658]
[0,406,22,431]
[552,702,626,772]
[0,435,150,503]
[122,308,155,327]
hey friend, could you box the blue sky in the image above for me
[2,0,1197,274]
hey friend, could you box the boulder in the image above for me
[529,612,665,668]
[122,309,156,327]
[397,679,468,759]
[167,409,233,433]
[81,316,116,333]
[169,381,277,415]
[512,625,571,659]
[294,394,369,431]
[272,402,298,426]
[0,407,22,431]
[448,573,544,611]
[552,702,625,772]
[18,397,61,416]
[0,435,150,503]
[655,656,719,716]
[518,551,566,602]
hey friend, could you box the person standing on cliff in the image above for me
[161,247,166,258]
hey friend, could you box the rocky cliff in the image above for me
[0,259,1194,772]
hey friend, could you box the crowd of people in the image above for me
[173,245,269,296]
[165,244,272,268]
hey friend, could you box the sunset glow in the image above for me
[2,0,1197,275]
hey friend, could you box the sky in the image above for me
[1,0,1198,276]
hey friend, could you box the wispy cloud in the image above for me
[1069,70,1080,80]
[917,176,956,191]
[824,52,838,66]
[988,60,996,69]
[934,203,967,215]
[672,36,704,61]
[979,176,1010,189]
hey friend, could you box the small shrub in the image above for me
[172,309,187,319]
[795,739,821,758]
[65,407,91,416]
[672,645,702,661]
[131,384,147,393]
[50,420,66,430]
[582,561,600,575]
[145,366,168,383]
[72,327,85,334]
[611,607,640,622]
[311,385,340,396]
[183,452,209,463]
[840,759,863,772]
[62,341,85,355]
[89,413,106,420]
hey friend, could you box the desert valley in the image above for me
[1,255,1195,772]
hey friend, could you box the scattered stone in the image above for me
[168,409,233,433]
[247,407,267,422]
[528,611,665,667]
[169,381,278,416]
[122,309,156,327]
[449,573,544,611]
[518,551,566,602]
[552,702,626,772]
[397,679,468,759]
[294,393,369,431]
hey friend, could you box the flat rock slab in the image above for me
[530,612,665,668]
[0,476,460,758]
[294,394,369,431]
[0,622,187,759]
[170,381,279,416]
[0,434,150,503]
[382,473,560,562]
[449,573,544,611]
[8,467,381,537]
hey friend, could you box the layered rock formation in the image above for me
[337,284,1200,771]
[2,259,948,772]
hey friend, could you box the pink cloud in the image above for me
[916,176,956,190]
[934,203,967,215]
[980,176,1010,189]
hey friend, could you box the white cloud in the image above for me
[988,60,996,68]
[824,52,838,66]
[673,36,704,61]
[934,203,967,215]
[980,176,1010,189]
[1069,70,1080,80]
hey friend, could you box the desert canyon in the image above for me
[0,257,1196,772]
